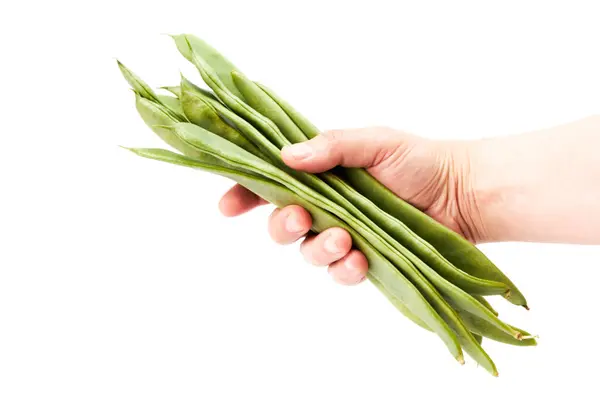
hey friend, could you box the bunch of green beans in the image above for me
[119,34,536,376]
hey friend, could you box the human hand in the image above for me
[218,127,479,285]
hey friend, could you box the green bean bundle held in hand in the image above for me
[117,33,537,376]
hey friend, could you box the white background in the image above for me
[1,1,599,399]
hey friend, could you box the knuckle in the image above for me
[321,129,345,144]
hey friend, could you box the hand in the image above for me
[218,127,478,285]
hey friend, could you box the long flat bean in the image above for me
[180,88,264,158]
[118,60,186,121]
[456,309,537,347]
[171,34,244,99]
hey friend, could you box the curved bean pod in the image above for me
[171,34,244,99]
[456,309,537,347]
[157,94,184,117]
[179,89,264,158]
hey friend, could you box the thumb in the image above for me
[281,128,404,173]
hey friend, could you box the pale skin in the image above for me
[219,115,600,285]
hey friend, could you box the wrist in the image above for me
[465,137,517,243]
[439,141,492,244]
[468,115,600,245]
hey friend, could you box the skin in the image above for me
[218,115,600,285]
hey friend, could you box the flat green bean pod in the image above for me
[180,88,264,159]
[369,277,432,332]
[171,34,245,99]
[455,309,537,347]
[157,94,184,117]
[118,60,186,122]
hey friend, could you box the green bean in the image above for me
[167,121,499,375]
[157,94,184,117]
[120,67,262,176]
[232,71,308,144]
[181,44,289,149]
[369,276,432,332]
[133,94,252,175]
[232,71,509,298]
[180,76,283,165]
[397,249,520,338]
[117,60,185,121]
[125,146,464,365]
[456,309,537,347]
[254,82,320,139]
[256,81,528,308]
[133,95,194,155]
[171,34,244,99]
[179,87,264,159]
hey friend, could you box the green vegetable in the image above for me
[118,34,537,376]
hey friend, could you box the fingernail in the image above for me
[284,143,314,161]
[285,212,305,233]
[345,257,365,282]
[324,235,341,254]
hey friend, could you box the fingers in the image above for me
[218,184,268,217]
[300,228,368,286]
[281,127,406,173]
[300,227,352,266]
[267,205,312,244]
[328,250,369,285]
[219,187,369,286]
